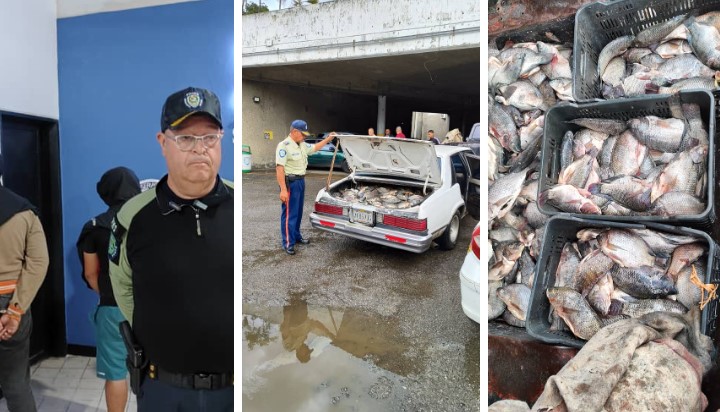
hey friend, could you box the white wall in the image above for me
[0,1,59,119]
[57,0,199,18]
[242,0,481,67]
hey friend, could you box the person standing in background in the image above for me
[427,130,440,145]
[384,128,392,137]
[77,167,141,412]
[395,126,406,138]
[368,128,376,136]
[0,153,49,412]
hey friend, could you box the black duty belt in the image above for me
[286,174,305,182]
[148,363,233,390]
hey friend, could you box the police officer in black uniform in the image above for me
[109,87,233,411]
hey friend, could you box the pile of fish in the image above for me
[330,184,428,209]
[539,103,709,217]
[597,11,720,99]
[488,37,574,328]
[546,227,708,341]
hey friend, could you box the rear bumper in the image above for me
[459,252,481,324]
[310,212,434,253]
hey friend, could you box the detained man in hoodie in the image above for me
[0,154,49,412]
[77,167,141,412]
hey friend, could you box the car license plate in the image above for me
[350,209,374,225]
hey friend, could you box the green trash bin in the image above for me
[242,145,252,173]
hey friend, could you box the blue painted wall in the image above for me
[57,0,234,346]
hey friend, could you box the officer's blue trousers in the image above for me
[281,178,305,249]
[137,377,233,412]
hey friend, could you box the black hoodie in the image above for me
[76,167,140,306]
[0,154,38,227]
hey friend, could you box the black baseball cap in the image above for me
[161,87,223,131]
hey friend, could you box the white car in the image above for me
[310,135,479,253]
[460,222,481,323]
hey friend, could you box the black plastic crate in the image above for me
[495,15,575,48]
[527,216,720,348]
[573,0,720,102]
[538,89,716,230]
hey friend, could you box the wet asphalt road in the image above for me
[241,169,480,412]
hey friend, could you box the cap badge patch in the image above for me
[184,92,203,109]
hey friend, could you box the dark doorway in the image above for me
[1,113,66,361]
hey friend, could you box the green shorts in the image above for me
[93,306,128,381]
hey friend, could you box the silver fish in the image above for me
[610,265,677,299]
[575,249,616,296]
[489,280,506,320]
[568,118,626,136]
[655,76,717,94]
[490,101,521,152]
[489,168,529,220]
[668,243,706,279]
[496,80,549,112]
[560,130,574,171]
[602,56,627,87]
[653,39,693,59]
[675,264,705,311]
[611,130,649,176]
[538,41,573,80]
[624,47,653,63]
[502,310,526,328]
[628,116,685,153]
[598,35,635,79]
[549,78,573,101]
[650,189,706,217]
[598,229,655,268]
[554,242,582,291]
[547,287,602,340]
[589,175,652,212]
[687,18,720,69]
[523,201,548,229]
[620,299,687,318]
[587,273,614,315]
[538,185,601,215]
[655,54,716,83]
[650,145,707,202]
[634,14,688,47]
[629,228,700,255]
[489,55,524,89]
[497,283,531,321]
[497,47,554,78]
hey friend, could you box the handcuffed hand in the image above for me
[0,314,19,341]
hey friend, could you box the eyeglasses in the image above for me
[165,133,223,151]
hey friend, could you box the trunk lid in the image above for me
[336,135,442,186]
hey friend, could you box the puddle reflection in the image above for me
[242,294,418,411]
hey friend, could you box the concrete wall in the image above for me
[242,79,376,168]
[0,1,58,119]
[58,0,233,347]
[242,0,481,67]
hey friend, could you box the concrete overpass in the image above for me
[242,0,480,168]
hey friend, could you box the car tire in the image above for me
[341,159,351,173]
[437,211,460,250]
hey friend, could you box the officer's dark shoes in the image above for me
[284,246,296,255]
[298,237,310,245]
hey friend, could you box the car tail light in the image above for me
[380,215,427,231]
[470,225,480,259]
[315,202,343,216]
[385,235,407,244]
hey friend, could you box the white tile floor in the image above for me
[0,355,137,412]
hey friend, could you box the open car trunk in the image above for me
[325,179,435,211]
